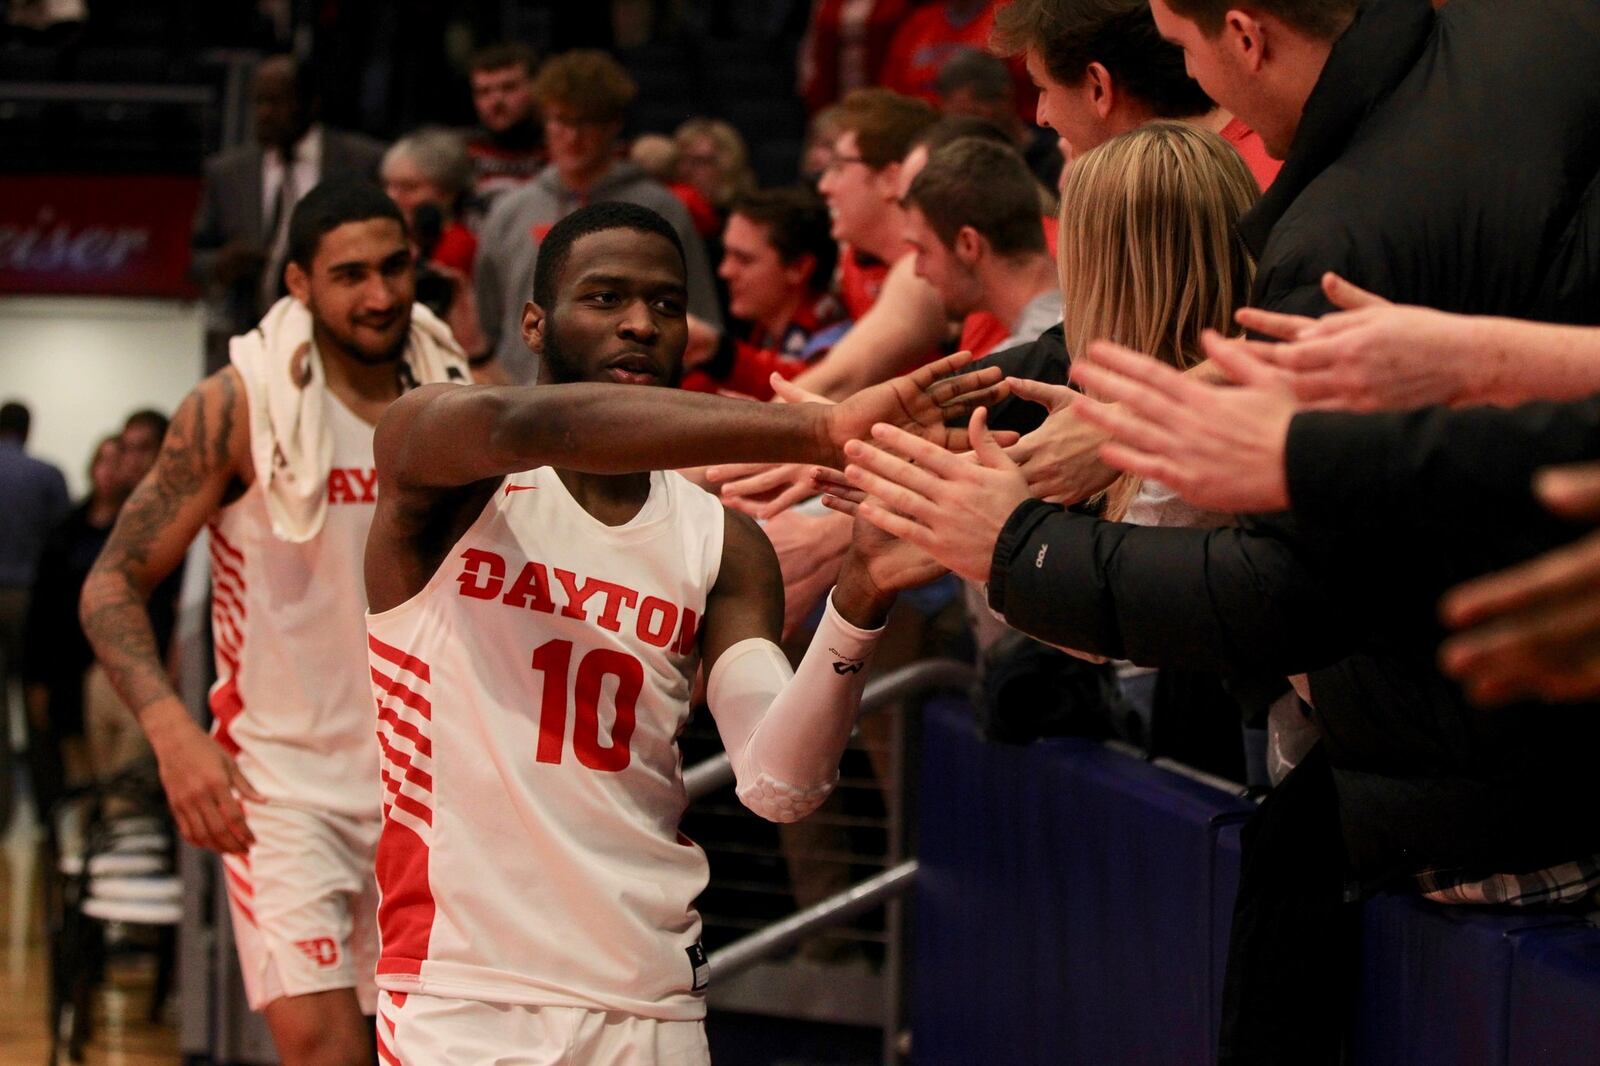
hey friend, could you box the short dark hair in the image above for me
[533,202,686,310]
[469,41,538,76]
[992,0,1212,119]
[728,187,838,295]
[912,114,1015,156]
[906,138,1047,258]
[287,179,407,269]
[123,409,170,442]
[0,401,29,439]
[1160,0,1359,37]
[935,48,1014,104]
[835,88,940,170]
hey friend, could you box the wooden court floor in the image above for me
[0,801,177,1065]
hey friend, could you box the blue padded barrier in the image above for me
[912,696,1600,1065]
[913,696,1253,1065]
[1507,925,1600,1065]
[1350,895,1581,1066]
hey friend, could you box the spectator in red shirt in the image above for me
[798,0,913,114]
[992,0,1282,190]
[382,128,478,276]
[880,0,1038,121]
[684,187,846,399]
[816,88,940,322]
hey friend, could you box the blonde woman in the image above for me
[673,117,756,215]
[1056,120,1259,525]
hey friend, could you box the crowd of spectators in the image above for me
[0,402,176,853]
[9,0,1600,1062]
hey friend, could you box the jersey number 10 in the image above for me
[530,639,641,772]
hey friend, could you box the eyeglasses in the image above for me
[821,153,870,175]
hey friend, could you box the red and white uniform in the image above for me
[366,467,725,1020]
[210,392,383,1009]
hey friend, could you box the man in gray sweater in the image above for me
[474,49,721,381]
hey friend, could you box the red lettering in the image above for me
[352,468,379,503]
[555,569,638,630]
[673,607,700,655]
[501,561,556,613]
[327,468,354,504]
[531,639,572,765]
[456,548,506,599]
[529,639,640,773]
[635,596,678,647]
[572,648,640,772]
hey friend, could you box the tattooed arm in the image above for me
[80,366,263,853]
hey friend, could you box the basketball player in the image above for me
[80,181,468,1065]
[362,202,994,1062]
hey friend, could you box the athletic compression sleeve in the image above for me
[705,589,884,823]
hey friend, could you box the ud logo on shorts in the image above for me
[294,937,341,968]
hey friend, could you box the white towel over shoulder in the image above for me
[230,297,470,542]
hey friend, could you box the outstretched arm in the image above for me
[1235,272,1600,411]
[80,367,263,854]
[375,351,1009,493]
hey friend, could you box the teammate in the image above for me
[80,180,468,1066]
[362,202,996,1061]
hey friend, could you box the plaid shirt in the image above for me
[1415,853,1600,907]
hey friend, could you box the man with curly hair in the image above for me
[474,49,721,381]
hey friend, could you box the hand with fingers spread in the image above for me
[826,349,1013,462]
[845,408,1029,583]
[146,701,263,853]
[1439,463,1600,706]
[1232,271,1483,411]
[1001,377,1119,504]
[763,508,855,640]
[1068,337,1297,515]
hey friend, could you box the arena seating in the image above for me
[913,696,1600,1065]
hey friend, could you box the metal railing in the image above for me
[707,860,919,983]
[683,657,976,1063]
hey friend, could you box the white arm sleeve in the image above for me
[705,589,884,823]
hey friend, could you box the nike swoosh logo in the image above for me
[504,484,539,495]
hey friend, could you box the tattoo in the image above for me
[81,372,235,719]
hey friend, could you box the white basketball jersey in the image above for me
[365,466,726,1019]
[209,392,382,821]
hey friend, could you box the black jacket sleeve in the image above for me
[1287,396,1600,537]
[986,500,1363,676]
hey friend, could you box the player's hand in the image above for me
[1232,272,1478,411]
[845,408,1028,584]
[1439,463,1600,705]
[822,477,949,597]
[1001,377,1117,504]
[145,701,263,854]
[825,350,1012,462]
[1067,336,1296,514]
[763,509,854,641]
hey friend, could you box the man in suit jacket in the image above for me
[191,54,386,368]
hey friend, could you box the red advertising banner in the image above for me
[0,175,201,298]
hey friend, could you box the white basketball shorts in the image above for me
[221,801,380,1012]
